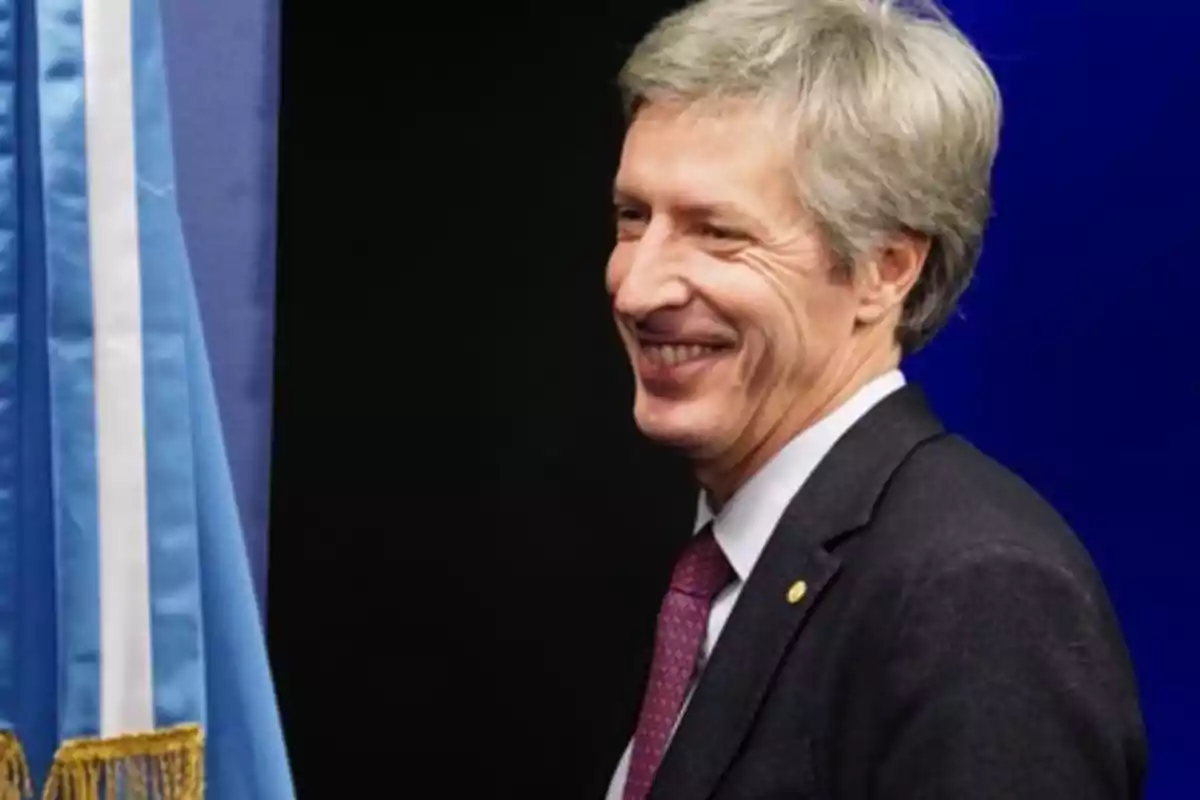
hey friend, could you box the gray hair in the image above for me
[618,0,1002,352]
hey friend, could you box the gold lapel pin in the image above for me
[786,580,808,604]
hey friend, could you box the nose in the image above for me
[609,231,691,321]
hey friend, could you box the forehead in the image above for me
[614,101,795,214]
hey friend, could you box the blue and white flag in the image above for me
[0,0,294,796]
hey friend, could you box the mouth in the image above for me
[634,340,735,389]
[640,342,727,367]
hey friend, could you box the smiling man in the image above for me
[603,2,1147,799]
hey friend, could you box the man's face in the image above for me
[606,102,870,473]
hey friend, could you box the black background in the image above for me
[268,3,699,796]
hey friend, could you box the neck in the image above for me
[697,343,900,510]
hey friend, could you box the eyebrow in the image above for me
[611,188,644,206]
[612,189,754,223]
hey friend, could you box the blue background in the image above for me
[907,3,1200,795]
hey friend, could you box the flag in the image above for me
[0,0,295,796]
[159,0,280,610]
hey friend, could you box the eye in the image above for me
[698,222,742,241]
[614,204,649,237]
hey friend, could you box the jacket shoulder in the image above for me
[824,435,1147,798]
[864,433,1099,579]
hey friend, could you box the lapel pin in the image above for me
[786,580,808,604]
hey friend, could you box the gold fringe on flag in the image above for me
[0,730,33,799]
[41,724,203,800]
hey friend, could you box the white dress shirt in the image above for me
[605,370,906,800]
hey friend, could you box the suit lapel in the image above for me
[648,540,841,800]
[647,385,945,800]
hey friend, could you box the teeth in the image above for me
[644,343,720,366]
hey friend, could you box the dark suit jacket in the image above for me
[643,385,1147,800]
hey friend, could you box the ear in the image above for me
[855,232,931,326]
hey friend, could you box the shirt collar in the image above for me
[695,370,906,581]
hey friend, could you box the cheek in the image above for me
[738,248,855,368]
[695,282,803,395]
[737,256,810,364]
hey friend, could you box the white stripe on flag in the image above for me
[83,0,155,735]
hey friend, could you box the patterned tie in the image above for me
[623,524,733,800]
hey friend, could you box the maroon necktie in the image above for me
[623,525,733,800]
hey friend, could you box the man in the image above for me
[602,1,1148,799]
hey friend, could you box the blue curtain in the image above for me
[911,4,1200,796]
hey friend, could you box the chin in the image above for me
[632,393,724,453]
[634,417,704,450]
